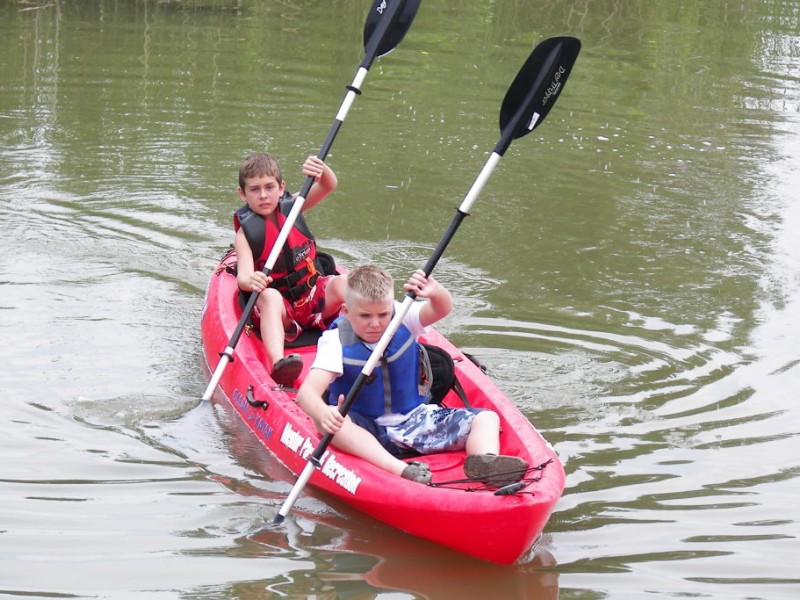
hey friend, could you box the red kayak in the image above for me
[200,249,565,564]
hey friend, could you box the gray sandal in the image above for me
[401,461,432,484]
[271,354,303,387]
[464,454,527,486]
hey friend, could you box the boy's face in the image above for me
[343,295,394,344]
[237,174,286,217]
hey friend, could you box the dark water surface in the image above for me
[2,1,799,598]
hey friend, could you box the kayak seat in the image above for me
[286,328,324,349]
[419,343,471,407]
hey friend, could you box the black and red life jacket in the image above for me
[233,191,320,303]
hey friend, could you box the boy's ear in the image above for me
[236,186,246,201]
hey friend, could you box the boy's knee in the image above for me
[258,287,283,308]
[475,410,500,427]
[330,274,347,299]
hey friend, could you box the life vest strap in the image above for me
[278,273,319,304]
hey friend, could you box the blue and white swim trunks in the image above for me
[378,404,484,454]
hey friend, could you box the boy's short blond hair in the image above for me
[239,152,282,190]
[346,265,394,305]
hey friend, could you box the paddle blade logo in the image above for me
[499,36,581,143]
[364,0,421,59]
[541,65,567,109]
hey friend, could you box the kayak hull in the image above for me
[200,250,565,564]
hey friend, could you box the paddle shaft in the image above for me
[286,152,499,464]
[274,150,502,524]
[202,0,416,402]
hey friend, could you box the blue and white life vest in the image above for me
[327,317,425,418]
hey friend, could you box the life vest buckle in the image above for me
[291,273,319,307]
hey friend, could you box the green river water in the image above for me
[2,1,799,598]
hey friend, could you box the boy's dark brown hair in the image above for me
[238,152,282,190]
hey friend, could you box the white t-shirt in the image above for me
[311,300,427,375]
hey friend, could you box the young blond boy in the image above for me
[297,265,527,484]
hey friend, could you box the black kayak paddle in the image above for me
[202,0,421,402]
[273,35,582,525]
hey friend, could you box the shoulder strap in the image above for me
[279,193,316,240]
[451,374,470,408]
[419,343,471,407]
[235,205,266,260]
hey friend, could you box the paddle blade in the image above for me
[363,0,421,62]
[497,36,581,155]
